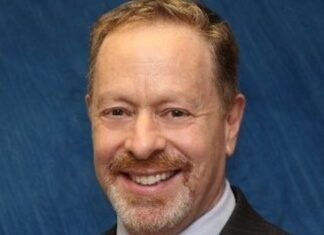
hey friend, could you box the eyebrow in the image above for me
[95,89,203,110]
[95,93,136,109]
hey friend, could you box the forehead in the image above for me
[97,22,213,74]
[93,22,218,104]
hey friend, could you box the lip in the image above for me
[117,169,182,196]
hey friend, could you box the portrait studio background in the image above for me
[1,0,323,234]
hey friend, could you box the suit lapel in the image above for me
[220,187,288,235]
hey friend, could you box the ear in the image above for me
[224,93,245,157]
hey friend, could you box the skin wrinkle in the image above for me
[95,93,220,134]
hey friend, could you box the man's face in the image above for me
[88,22,244,234]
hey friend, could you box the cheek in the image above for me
[92,124,123,170]
[92,125,126,190]
[166,123,224,161]
[166,123,226,187]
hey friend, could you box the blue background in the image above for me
[1,0,323,234]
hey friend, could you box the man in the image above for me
[86,0,288,234]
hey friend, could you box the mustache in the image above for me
[107,151,193,175]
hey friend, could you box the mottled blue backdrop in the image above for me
[1,0,323,234]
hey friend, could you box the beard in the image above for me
[103,151,194,234]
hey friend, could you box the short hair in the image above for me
[88,0,239,109]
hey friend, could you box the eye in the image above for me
[170,109,187,117]
[111,108,125,116]
[163,108,190,119]
[101,107,130,118]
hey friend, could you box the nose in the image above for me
[125,112,166,160]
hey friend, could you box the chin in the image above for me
[107,181,193,234]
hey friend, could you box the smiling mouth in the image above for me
[125,171,178,186]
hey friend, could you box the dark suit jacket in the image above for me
[103,187,289,235]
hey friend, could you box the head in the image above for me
[86,0,245,235]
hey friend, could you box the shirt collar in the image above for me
[117,180,235,235]
[179,180,235,235]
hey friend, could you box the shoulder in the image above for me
[220,187,290,235]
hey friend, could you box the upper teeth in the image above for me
[130,172,174,186]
